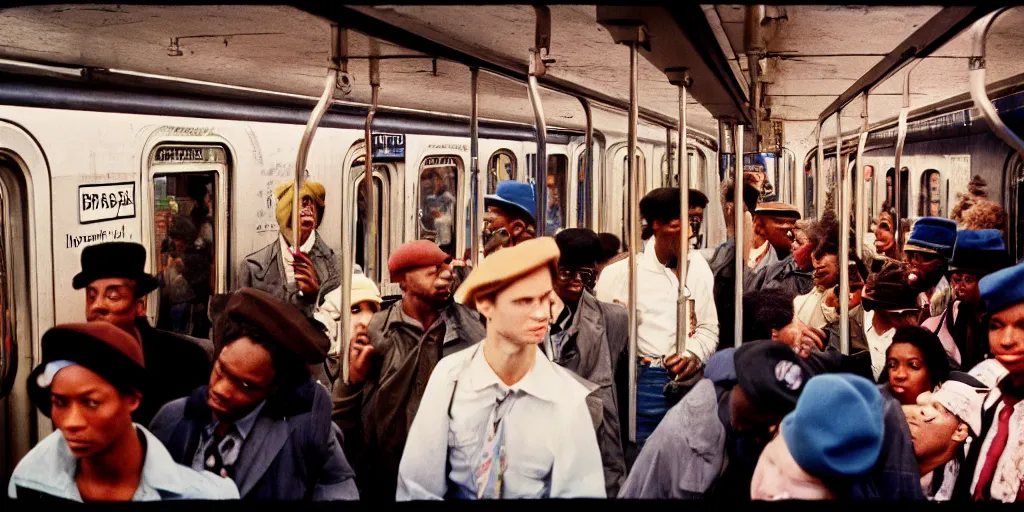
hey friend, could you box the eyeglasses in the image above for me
[558,267,597,285]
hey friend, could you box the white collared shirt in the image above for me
[593,237,719,361]
[863,309,896,380]
[279,231,317,284]
[397,342,605,500]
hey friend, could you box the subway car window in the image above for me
[418,155,461,257]
[546,154,567,234]
[152,172,217,339]
[919,169,942,217]
[352,158,389,280]
[488,150,516,194]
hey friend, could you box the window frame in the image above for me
[146,144,230,330]
[487,149,517,194]
[415,154,464,257]
[349,157,393,285]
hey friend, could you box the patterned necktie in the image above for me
[203,422,235,479]
[972,395,1022,501]
[474,389,517,499]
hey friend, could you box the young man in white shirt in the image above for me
[594,187,719,445]
[397,237,605,500]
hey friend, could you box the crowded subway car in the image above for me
[1,3,1024,503]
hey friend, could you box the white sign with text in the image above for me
[78,182,137,224]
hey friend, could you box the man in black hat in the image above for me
[619,340,818,499]
[73,241,213,427]
[149,287,358,501]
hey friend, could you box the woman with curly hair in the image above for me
[959,198,1006,236]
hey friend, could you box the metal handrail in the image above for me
[733,122,744,349]
[470,67,482,264]
[970,8,1024,158]
[626,38,641,443]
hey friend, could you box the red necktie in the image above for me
[973,395,1022,501]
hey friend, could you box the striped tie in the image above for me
[475,389,517,499]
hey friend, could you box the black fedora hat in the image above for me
[71,242,160,296]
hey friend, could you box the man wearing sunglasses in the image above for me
[550,228,630,496]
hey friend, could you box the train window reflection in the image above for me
[919,169,943,217]
[418,155,461,256]
[153,172,217,339]
[546,154,568,234]
[352,159,389,281]
[487,150,516,194]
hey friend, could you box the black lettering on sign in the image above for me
[423,156,459,168]
[155,147,206,162]
[78,182,137,224]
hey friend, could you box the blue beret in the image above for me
[781,374,883,480]
[905,217,957,257]
[703,347,737,384]
[979,260,1024,314]
[950,229,1010,275]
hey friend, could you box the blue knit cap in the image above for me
[905,217,957,258]
[979,260,1024,315]
[780,374,884,480]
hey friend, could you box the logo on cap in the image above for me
[775,360,803,391]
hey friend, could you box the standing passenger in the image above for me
[397,237,605,499]
[331,240,486,501]
[148,288,358,501]
[74,241,212,427]
[953,260,1024,502]
[237,180,339,319]
[595,188,719,446]
[921,229,1010,369]
[902,217,956,319]
[8,322,238,501]
[314,273,383,384]
[706,181,760,350]
[550,228,629,496]
[482,181,537,256]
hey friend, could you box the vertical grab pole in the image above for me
[733,123,744,348]
[626,38,641,444]
[667,70,693,356]
[893,60,918,243]
[528,58,549,238]
[579,97,595,229]
[665,127,674,187]
[838,113,851,355]
[529,6,552,238]
[855,94,869,261]
[470,67,482,265]
[364,39,381,281]
[815,121,825,219]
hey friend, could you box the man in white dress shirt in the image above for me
[594,187,719,445]
[396,237,605,500]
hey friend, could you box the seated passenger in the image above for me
[903,372,988,501]
[619,341,818,500]
[751,374,884,500]
[8,322,238,501]
[148,288,358,501]
[550,228,628,496]
[482,180,537,256]
[595,187,719,446]
[237,180,339,319]
[397,238,605,499]
[921,229,1010,369]
[878,327,952,406]
[331,240,485,501]
[73,241,212,427]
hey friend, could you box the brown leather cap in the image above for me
[28,321,147,417]
[222,287,330,364]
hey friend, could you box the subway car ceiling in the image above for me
[2,5,1024,167]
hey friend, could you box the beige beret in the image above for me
[454,237,560,307]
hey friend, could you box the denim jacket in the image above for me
[7,424,239,501]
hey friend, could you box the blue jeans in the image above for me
[635,363,672,446]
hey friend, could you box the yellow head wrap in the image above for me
[275,180,326,240]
